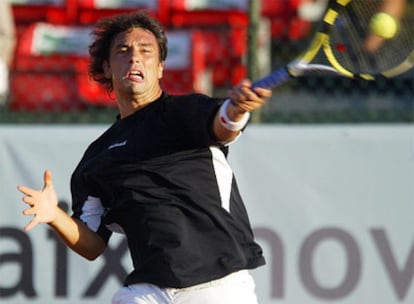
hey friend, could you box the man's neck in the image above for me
[117,89,163,119]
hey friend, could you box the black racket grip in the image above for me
[251,67,291,90]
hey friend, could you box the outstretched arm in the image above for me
[17,170,106,260]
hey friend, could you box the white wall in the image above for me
[1,124,413,303]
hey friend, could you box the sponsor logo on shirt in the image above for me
[108,140,127,150]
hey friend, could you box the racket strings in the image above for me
[328,0,414,75]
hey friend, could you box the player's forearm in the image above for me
[213,99,249,143]
[49,207,106,260]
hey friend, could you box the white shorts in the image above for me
[111,270,259,304]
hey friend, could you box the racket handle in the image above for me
[252,67,291,90]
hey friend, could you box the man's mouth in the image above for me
[127,70,144,81]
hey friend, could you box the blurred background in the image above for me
[0,0,412,124]
[0,2,413,304]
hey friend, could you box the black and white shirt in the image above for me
[70,92,265,288]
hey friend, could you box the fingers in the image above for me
[22,206,39,232]
[229,79,271,112]
[24,218,39,232]
[17,170,55,232]
[253,86,272,99]
[237,79,272,98]
[17,185,36,207]
[43,170,53,190]
[237,80,256,99]
[18,169,54,202]
[17,185,34,197]
[234,79,272,100]
[23,206,36,216]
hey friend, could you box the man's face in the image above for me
[104,27,164,100]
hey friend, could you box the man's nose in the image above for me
[129,50,141,63]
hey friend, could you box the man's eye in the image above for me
[142,48,152,53]
[115,47,128,53]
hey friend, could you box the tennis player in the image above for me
[18,11,272,304]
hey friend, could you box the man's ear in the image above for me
[158,61,164,79]
[103,61,111,79]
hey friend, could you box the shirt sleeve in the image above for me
[72,195,113,243]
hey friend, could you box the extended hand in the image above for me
[227,79,272,113]
[17,170,59,231]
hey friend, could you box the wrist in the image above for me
[218,99,250,131]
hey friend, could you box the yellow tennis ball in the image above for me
[369,12,398,39]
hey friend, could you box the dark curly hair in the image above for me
[88,11,168,94]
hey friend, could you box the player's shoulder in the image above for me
[163,92,224,107]
[164,92,210,102]
[166,92,205,99]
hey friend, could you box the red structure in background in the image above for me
[9,0,311,111]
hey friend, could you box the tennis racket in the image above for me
[252,0,414,90]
